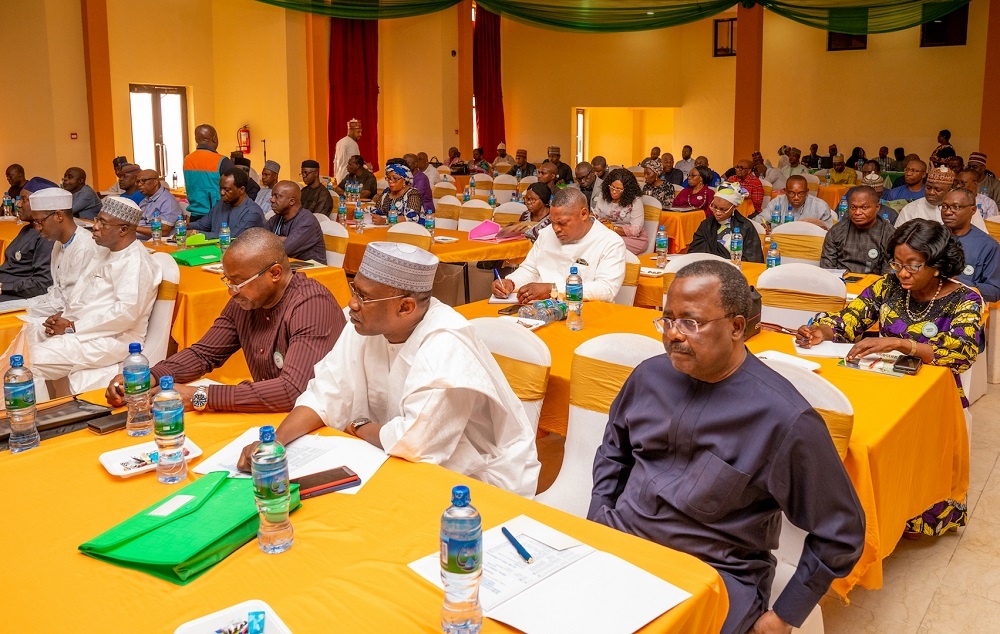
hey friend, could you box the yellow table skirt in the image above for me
[343,227,532,275]
[0,399,729,632]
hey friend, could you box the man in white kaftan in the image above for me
[896,166,987,232]
[333,119,362,184]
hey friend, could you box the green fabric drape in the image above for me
[256,0,973,35]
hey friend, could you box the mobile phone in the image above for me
[892,354,923,375]
[843,275,864,283]
[498,304,522,315]
[292,466,360,498]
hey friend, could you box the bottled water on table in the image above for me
[388,206,399,225]
[462,186,470,202]
[425,209,435,238]
[171,172,178,190]
[219,222,231,253]
[766,241,781,268]
[487,190,496,208]
[338,198,348,225]
[770,203,781,227]
[469,175,477,192]
[440,485,482,634]
[5,355,38,453]
[150,212,162,245]
[836,196,848,222]
[152,376,186,484]
[655,225,669,269]
[784,205,794,224]
[518,299,567,324]
[565,266,584,331]
[354,205,365,234]
[515,167,522,182]
[251,425,294,554]
[123,342,152,437]
[729,226,743,267]
[174,215,186,248]
[2,193,12,216]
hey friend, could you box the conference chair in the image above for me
[770,221,827,266]
[661,253,729,309]
[458,200,493,232]
[492,174,517,204]
[803,173,820,195]
[322,220,349,268]
[313,211,330,224]
[614,251,641,306]
[144,252,181,367]
[439,173,456,184]
[756,264,846,331]
[628,166,645,185]
[434,195,462,230]
[387,222,433,250]
[641,195,663,254]
[535,333,664,517]
[469,317,551,433]
[672,183,683,194]
[759,357,856,634]
[376,178,388,192]
[437,165,451,176]
[516,175,538,193]
[472,173,493,197]
[493,201,527,225]
[759,177,773,209]
[432,181,457,204]
[264,211,275,221]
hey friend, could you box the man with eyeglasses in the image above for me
[11,196,160,394]
[820,187,894,274]
[236,241,540,497]
[767,175,834,229]
[298,158,334,218]
[688,183,765,263]
[117,163,145,205]
[884,159,927,203]
[589,259,864,634]
[572,161,600,206]
[0,180,56,302]
[105,228,343,413]
[135,169,181,240]
[940,188,1000,302]
[895,166,988,232]
[188,167,266,240]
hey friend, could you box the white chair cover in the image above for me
[614,250,640,306]
[756,264,845,329]
[459,199,494,232]
[145,252,181,366]
[322,219,349,268]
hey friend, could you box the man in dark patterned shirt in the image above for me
[105,228,345,413]
[820,187,894,274]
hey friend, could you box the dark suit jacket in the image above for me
[687,210,764,264]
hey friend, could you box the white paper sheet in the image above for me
[640,267,666,277]
[488,293,518,304]
[792,340,856,358]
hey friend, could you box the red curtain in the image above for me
[328,18,380,173]
[473,7,506,162]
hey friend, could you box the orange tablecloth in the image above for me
[343,227,532,275]
[0,400,728,632]
[658,209,706,254]
[455,300,968,596]
[818,184,851,210]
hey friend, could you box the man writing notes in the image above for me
[236,242,540,497]
[333,118,362,184]
[106,229,344,413]
[14,197,160,394]
[589,260,865,634]
[492,188,626,303]
[820,186,894,274]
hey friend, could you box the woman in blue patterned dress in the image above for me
[796,219,983,537]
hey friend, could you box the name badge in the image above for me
[273,351,284,369]
[921,323,939,338]
[14,251,21,262]
[868,248,878,259]
[964,265,974,276]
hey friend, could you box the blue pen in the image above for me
[501,526,533,563]
[493,268,502,283]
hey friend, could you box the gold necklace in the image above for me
[905,278,944,321]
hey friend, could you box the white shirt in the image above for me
[976,193,998,220]
[333,135,361,183]
[767,194,834,228]
[896,198,988,231]
[423,165,440,187]
[296,300,540,497]
[27,225,104,319]
[781,164,810,180]
[763,166,786,192]
[675,158,695,175]
[505,220,627,302]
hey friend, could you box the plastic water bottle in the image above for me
[123,342,152,437]
[766,241,781,268]
[487,190,496,208]
[470,175,477,192]
[150,211,162,245]
[354,205,365,234]
[388,205,399,225]
[530,299,568,324]
[517,304,537,319]
[784,205,794,224]
[5,355,38,453]
[219,222,231,253]
[977,203,984,219]
[770,203,781,227]
[327,180,335,201]
[730,226,743,267]
[565,266,584,331]
[152,376,186,484]
[440,485,483,634]
[515,167,522,182]
[836,196,848,222]
[338,198,348,225]
[251,425,294,554]
[425,209,435,238]
[462,186,470,202]
[655,225,669,269]
[171,172,178,190]
[175,215,187,248]
[2,193,11,216]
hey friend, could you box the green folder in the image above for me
[171,244,222,267]
[79,472,301,585]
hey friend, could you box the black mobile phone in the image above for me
[292,466,360,498]
[893,354,923,375]
[843,275,865,283]
[498,304,521,315]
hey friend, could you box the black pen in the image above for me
[501,527,533,563]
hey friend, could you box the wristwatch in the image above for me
[191,386,209,411]
[350,417,373,435]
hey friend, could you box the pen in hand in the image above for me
[502,526,533,564]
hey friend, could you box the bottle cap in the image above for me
[221,221,228,228]
[160,376,174,390]
[129,342,141,354]
[771,242,778,248]
[10,354,23,368]
[451,485,471,507]
[659,225,665,230]
[570,266,578,274]
[259,425,276,442]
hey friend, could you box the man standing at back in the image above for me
[183,124,235,220]
[333,119,362,184]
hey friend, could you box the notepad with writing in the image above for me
[487,293,518,304]
[409,515,691,634]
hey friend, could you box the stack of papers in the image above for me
[792,340,855,358]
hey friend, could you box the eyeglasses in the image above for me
[386,175,405,184]
[609,185,624,193]
[30,211,57,228]
[904,168,926,174]
[221,261,278,293]
[889,261,926,273]
[940,203,974,212]
[92,216,130,229]
[349,282,407,306]
[136,177,158,185]
[653,315,730,336]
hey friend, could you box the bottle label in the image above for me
[154,406,184,435]
[426,218,435,232]
[655,237,668,250]
[4,381,35,411]
[440,534,482,574]
[566,283,583,302]
[220,235,231,247]
[123,368,151,395]
[253,461,290,500]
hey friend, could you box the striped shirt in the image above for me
[151,273,345,412]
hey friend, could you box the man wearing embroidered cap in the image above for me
[828,154,857,186]
[506,149,536,178]
[0,181,56,302]
[967,151,1000,205]
[255,160,281,215]
[896,166,988,233]
[6,196,161,395]
[493,142,513,170]
[238,241,541,497]
[298,158,334,218]
[333,119,362,183]
[688,182,764,263]
[545,145,573,185]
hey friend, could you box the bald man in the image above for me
[136,169,182,239]
[537,161,559,199]
[105,228,345,413]
[61,167,102,219]
[5,164,26,199]
[183,123,236,219]
[268,181,326,263]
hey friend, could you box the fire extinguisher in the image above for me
[237,125,251,154]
